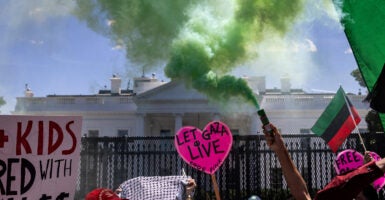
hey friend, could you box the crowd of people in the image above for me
[85,123,385,200]
[264,123,385,200]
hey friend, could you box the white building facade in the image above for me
[13,75,369,137]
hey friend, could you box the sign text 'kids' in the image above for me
[0,115,82,200]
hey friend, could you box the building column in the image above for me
[135,113,146,136]
[174,113,184,132]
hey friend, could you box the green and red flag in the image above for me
[333,0,385,129]
[311,87,361,152]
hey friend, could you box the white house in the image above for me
[13,75,369,137]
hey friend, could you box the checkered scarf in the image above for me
[118,176,190,200]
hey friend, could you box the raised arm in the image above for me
[263,123,311,200]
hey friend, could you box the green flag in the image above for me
[333,0,385,129]
[311,87,361,152]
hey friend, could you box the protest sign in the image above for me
[334,149,364,175]
[174,121,232,175]
[334,149,385,192]
[0,115,82,200]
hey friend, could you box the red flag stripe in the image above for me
[327,114,359,152]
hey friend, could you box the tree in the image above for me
[351,69,384,132]
[0,97,5,113]
[0,97,5,107]
[350,69,366,88]
[365,110,384,133]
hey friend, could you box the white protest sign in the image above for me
[0,115,82,200]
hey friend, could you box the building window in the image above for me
[31,98,45,104]
[160,129,171,137]
[57,97,75,104]
[117,129,129,137]
[300,129,311,149]
[86,97,103,104]
[119,97,130,104]
[300,129,310,134]
[231,129,239,136]
[88,130,99,137]
[160,130,171,151]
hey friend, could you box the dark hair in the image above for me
[362,186,379,200]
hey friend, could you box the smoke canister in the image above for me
[257,109,274,137]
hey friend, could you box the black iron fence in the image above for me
[76,133,385,200]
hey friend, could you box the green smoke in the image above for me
[74,0,200,71]
[165,0,304,108]
[74,0,305,109]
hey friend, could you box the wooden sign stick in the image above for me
[211,174,221,200]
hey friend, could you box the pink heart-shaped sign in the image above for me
[174,121,233,174]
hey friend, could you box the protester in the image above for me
[181,178,197,200]
[314,159,384,200]
[85,188,126,200]
[332,150,380,200]
[85,177,196,200]
[263,123,385,200]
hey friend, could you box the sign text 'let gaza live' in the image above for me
[175,121,232,174]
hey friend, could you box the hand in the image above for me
[364,151,374,163]
[263,123,285,152]
[186,178,196,194]
[115,187,122,194]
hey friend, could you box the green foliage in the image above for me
[351,69,384,132]
[365,110,384,133]
[0,97,5,113]
[350,68,366,88]
[0,97,5,107]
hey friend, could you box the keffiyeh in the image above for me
[118,176,190,200]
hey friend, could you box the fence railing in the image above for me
[76,132,385,200]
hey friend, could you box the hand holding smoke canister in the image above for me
[257,109,274,138]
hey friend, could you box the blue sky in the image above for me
[0,1,362,114]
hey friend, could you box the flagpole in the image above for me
[341,88,367,152]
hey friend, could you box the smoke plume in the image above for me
[74,0,305,109]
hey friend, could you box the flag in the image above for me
[364,64,385,113]
[311,87,361,152]
[333,0,385,129]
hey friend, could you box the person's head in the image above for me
[356,186,379,200]
[85,188,124,200]
[334,151,379,200]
